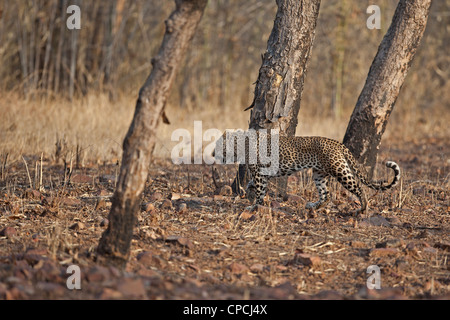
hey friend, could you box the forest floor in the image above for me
[0,135,448,300]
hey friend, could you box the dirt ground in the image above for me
[0,135,448,300]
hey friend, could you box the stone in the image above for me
[0,227,16,238]
[219,185,232,196]
[250,263,265,273]
[100,218,109,227]
[98,288,123,300]
[71,174,93,184]
[159,199,172,210]
[149,192,163,201]
[369,248,400,257]
[137,251,166,268]
[295,253,321,267]
[69,222,85,231]
[228,262,249,274]
[95,198,107,210]
[360,215,390,227]
[117,278,146,298]
[177,202,187,214]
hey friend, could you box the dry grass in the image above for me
[0,92,134,164]
[1,90,449,166]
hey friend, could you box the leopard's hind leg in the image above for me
[331,162,367,214]
[306,169,331,210]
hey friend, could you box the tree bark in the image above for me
[343,0,431,178]
[97,0,207,268]
[232,0,321,197]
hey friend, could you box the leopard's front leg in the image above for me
[245,166,268,211]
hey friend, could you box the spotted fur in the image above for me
[215,130,401,214]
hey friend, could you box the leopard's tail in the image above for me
[344,148,401,191]
[365,161,401,191]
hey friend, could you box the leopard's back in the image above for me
[278,136,348,175]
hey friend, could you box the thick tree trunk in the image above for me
[343,0,431,178]
[97,0,207,268]
[232,0,321,197]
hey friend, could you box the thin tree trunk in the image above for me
[343,0,431,178]
[232,0,321,197]
[69,24,78,100]
[97,0,207,268]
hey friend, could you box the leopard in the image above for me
[213,129,401,214]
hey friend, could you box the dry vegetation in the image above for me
[0,0,449,300]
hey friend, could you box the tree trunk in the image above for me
[343,0,431,178]
[232,0,321,197]
[97,0,207,268]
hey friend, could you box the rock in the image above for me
[32,233,43,242]
[97,189,109,197]
[23,248,49,266]
[159,199,172,210]
[86,266,111,283]
[36,282,66,297]
[228,262,249,274]
[313,290,345,300]
[276,264,288,272]
[271,281,298,299]
[34,261,63,282]
[98,288,123,300]
[117,278,146,298]
[219,185,232,196]
[369,248,400,257]
[360,215,390,227]
[99,174,117,183]
[357,287,406,300]
[250,263,265,273]
[95,198,107,210]
[137,251,166,268]
[177,237,194,249]
[434,241,450,251]
[270,200,281,209]
[176,202,187,214]
[24,189,42,199]
[25,248,48,256]
[60,197,82,206]
[142,202,155,213]
[0,226,16,238]
[424,279,442,292]
[238,210,256,221]
[149,192,163,201]
[295,253,321,267]
[394,258,409,271]
[286,194,302,203]
[69,222,85,231]
[238,205,271,221]
[0,283,7,299]
[376,239,404,248]
[5,287,26,300]
[388,216,402,225]
[350,241,366,248]
[71,174,93,184]
[170,192,181,200]
[165,235,194,250]
[423,247,438,254]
